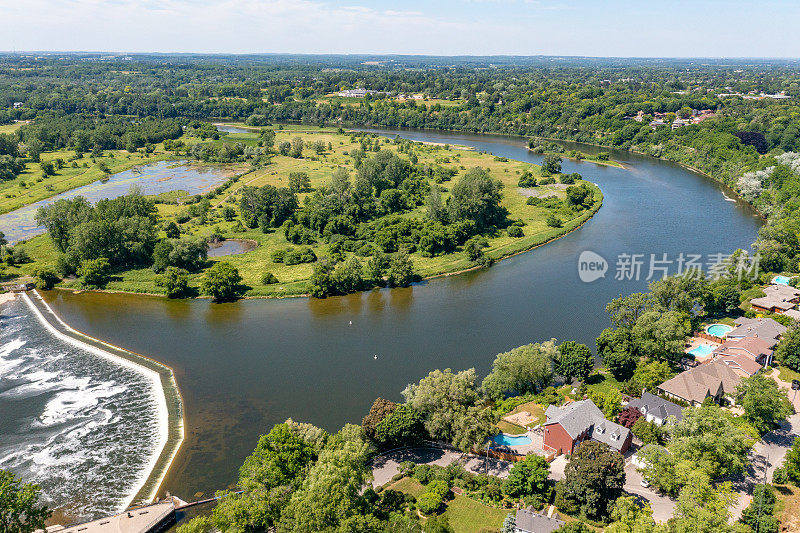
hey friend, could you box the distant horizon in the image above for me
[2,51,800,60]
[2,0,800,58]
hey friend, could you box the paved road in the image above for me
[729,369,800,520]
[370,447,513,488]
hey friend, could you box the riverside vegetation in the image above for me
[6,125,600,298]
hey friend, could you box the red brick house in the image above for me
[542,399,632,456]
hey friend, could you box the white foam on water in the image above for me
[0,294,171,519]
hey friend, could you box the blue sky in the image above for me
[1,0,799,57]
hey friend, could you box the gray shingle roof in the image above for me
[544,399,631,452]
[729,317,786,347]
[514,509,564,533]
[627,391,684,422]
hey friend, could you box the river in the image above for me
[13,129,763,505]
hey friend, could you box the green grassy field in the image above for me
[0,149,175,215]
[11,127,603,298]
[386,477,509,533]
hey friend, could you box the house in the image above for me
[784,309,800,322]
[671,118,688,129]
[657,359,742,406]
[12,102,23,109]
[650,119,666,129]
[750,284,800,314]
[634,110,645,122]
[712,336,774,368]
[626,391,684,425]
[513,509,564,533]
[727,317,787,348]
[543,399,632,455]
[337,88,379,98]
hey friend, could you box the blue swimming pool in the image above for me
[774,276,793,285]
[706,324,733,337]
[493,434,532,447]
[688,344,715,358]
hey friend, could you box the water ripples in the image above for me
[0,298,162,520]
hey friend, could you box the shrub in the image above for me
[261,271,279,284]
[416,491,443,515]
[78,257,111,288]
[33,267,60,290]
[155,266,190,298]
[200,261,242,302]
[546,214,562,228]
[507,225,523,238]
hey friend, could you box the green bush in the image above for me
[507,225,523,238]
[78,257,111,288]
[261,271,279,284]
[416,491,443,515]
[546,214,563,228]
[33,267,60,290]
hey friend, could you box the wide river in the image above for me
[31,129,762,503]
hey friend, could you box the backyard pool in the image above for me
[706,324,733,337]
[688,344,716,358]
[773,276,793,285]
[492,434,532,447]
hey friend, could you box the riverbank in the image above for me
[21,290,185,507]
[14,127,603,299]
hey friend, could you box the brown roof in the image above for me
[714,354,763,377]
[764,284,800,300]
[658,359,742,404]
[713,336,772,363]
[750,295,795,312]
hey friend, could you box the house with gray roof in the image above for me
[513,509,564,533]
[626,391,683,426]
[727,317,786,348]
[543,399,632,455]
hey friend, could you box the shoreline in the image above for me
[21,290,185,509]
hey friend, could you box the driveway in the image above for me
[370,447,513,488]
[623,462,676,523]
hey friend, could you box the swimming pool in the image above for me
[492,434,532,447]
[774,276,793,285]
[688,344,715,358]
[706,324,733,337]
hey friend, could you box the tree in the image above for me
[288,172,311,193]
[0,470,50,533]
[735,374,792,434]
[481,341,556,400]
[402,368,492,450]
[670,472,738,533]
[447,167,507,230]
[561,441,625,519]
[502,513,516,533]
[616,407,642,429]
[32,267,60,290]
[387,250,415,288]
[361,397,397,442]
[602,388,623,418]
[606,293,653,329]
[555,341,593,384]
[78,257,110,288]
[597,328,638,381]
[155,266,189,298]
[782,437,800,484]
[425,183,447,223]
[740,484,778,533]
[631,360,673,393]
[373,404,426,448]
[277,436,373,532]
[605,496,658,533]
[239,423,317,491]
[631,418,662,445]
[775,325,800,371]
[541,154,562,175]
[289,136,304,158]
[632,310,689,364]
[200,261,242,301]
[503,454,550,499]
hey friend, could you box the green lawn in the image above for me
[442,495,510,533]
[387,477,509,533]
[584,371,625,396]
[15,128,604,299]
[497,420,527,435]
[778,365,800,383]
